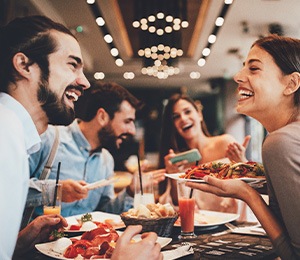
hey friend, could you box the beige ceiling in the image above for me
[7,0,300,92]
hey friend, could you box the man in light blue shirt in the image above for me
[28,82,165,217]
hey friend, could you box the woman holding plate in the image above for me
[187,34,300,260]
[158,93,253,219]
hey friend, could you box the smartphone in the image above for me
[169,149,201,164]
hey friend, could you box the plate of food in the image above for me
[65,212,125,232]
[174,210,240,228]
[165,173,266,185]
[35,229,172,260]
[165,161,266,185]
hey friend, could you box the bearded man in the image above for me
[28,82,165,217]
[0,15,90,259]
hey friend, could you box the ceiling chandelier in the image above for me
[132,0,188,79]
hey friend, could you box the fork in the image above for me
[249,179,266,189]
[225,222,265,235]
[211,223,236,237]
[225,222,238,231]
[226,222,262,230]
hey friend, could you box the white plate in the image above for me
[35,232,172,260]
[65,211,125,232]
[165,173,265,184]
[174,210,240,228]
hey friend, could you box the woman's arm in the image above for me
[186,176,283,242]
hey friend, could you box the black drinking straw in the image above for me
[189,160,199,198]
[137,153,143,195]
[53,162,61,207]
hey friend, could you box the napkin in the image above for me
[162,245,194,260]
[85,178,119,190]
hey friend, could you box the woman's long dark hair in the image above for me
[158,93,210,194]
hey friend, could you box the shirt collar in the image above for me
[0,93,41,154]
[68,119,102,154]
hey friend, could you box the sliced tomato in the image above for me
[110,230,119,242]
[81,227,110,241]
[104,244,114,258]
[99,241,110,255]
[63,245,78,258]
[82,246,100,258]
[69,224,81,230]
[91,233,112,247]
[192,171,208,178]
[70,237,79,243]
[73,239,93,255]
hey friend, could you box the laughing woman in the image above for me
[158,93,253,219]
[187,35,300,260]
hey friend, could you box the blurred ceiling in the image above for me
[5,0,300,92]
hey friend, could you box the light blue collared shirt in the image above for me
[29,120,133,217]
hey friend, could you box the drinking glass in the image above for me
[177,180,197,239]
[134,172,155,208]
[42,183,62,215]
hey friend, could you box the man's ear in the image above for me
[96,108,109,126]
[284,72,300,95]
[12,52,32,79]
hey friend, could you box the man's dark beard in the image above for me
[97,124,118,152]
[37,77,75,126]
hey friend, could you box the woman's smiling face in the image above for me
[234,45,287,121]
[172,99,202,140]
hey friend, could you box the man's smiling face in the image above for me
[99,100,136,150]
[38,30,90,125]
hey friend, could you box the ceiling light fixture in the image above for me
[197,0,233,68]
[94,72,105,80]
[133,0,188,79]
[88,2,123,70]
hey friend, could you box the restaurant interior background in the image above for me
[1,0,299,170]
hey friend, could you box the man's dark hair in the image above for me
[0,15,75,92]
[75,82,143,121]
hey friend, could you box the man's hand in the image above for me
[14,215,68,256]
[111,225,162,260]
[60,179,88,202]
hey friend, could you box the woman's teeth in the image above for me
[182,124,192,131]
[239,89,254,99]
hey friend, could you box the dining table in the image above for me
[23,218,278,260]
[163,221,278,259]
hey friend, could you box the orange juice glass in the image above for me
[44,205,61,215]
[177,181,197,239]
[42,183,62,215]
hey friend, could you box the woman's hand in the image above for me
[225,135,251,162]
[164,149,189,173]
[186,175,251,202]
